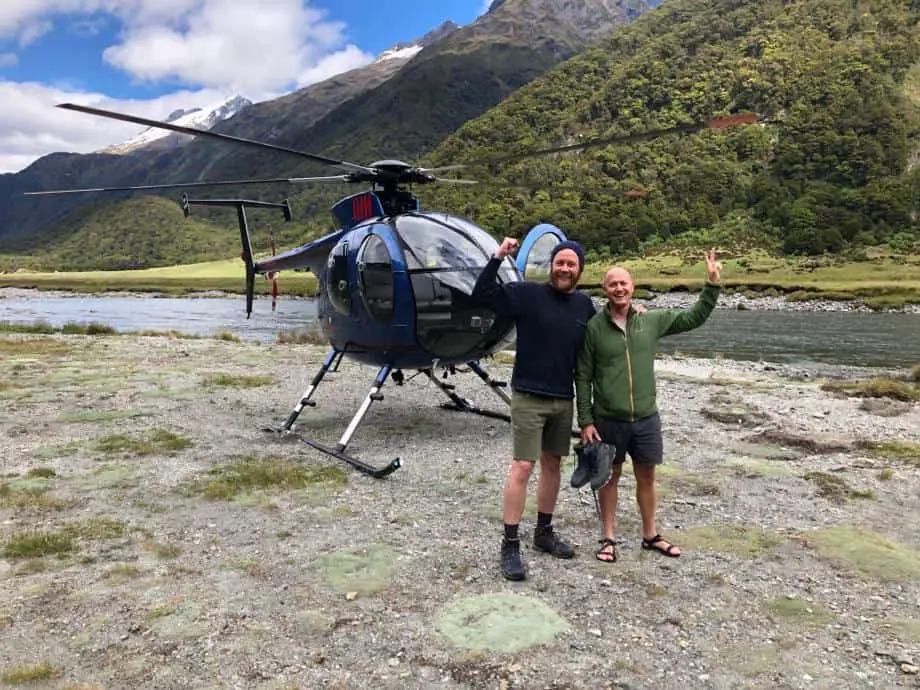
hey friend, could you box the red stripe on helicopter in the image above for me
[351,193,374,221]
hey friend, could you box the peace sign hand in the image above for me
[705,247,722,283]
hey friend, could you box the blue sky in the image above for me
[0,0,491,173]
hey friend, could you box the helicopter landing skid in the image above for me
[263,348,345,435]
[291,361,401,479]
[429,360,581,439]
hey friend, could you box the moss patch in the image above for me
[805,527,920,582]
[318,543,397,595]
[885,618,920,643]
[723,457,796,478]
[803,471,875,502]
[764,596,835,628]
[678,525,786,557]
[745,430,850,454]
[57,409,154,423]
[435,594,570,653]
[858,441,920,467]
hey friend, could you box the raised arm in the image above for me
[470,237,524,317]
[658,247,723,337]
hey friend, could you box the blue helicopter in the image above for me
[27,104,760,478]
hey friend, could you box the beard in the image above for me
[550,269,577,292]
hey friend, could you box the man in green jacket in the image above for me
[575,248,722,563]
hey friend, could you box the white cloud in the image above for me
[0,1,377,172]
[18,18,52,46]
[0,79,236,173]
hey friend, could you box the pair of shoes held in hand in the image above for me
[570,441,615,490]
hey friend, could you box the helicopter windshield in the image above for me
[393,213,517,360]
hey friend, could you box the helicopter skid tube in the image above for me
[300,437,401,479]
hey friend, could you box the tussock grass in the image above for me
[187,457,347,501]
[821,377,920,402]
[62,517,127,541]
[276,322,327,345]
[0,337,77,357]
[201,372,277,388]
[2,530,75,559]
[93,429,190,456]
[0,482,66,511]
[0,664,56,684]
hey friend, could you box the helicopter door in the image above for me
[515,223,567,281]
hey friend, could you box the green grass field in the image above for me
[2,250,919,306]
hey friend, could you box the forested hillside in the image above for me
[425,0,920,255]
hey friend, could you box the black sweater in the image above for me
[471,257,596,399]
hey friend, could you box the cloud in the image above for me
[0,79,234,173]
[102,0,374,93]
[0,1,378,172]
[0,52,17,66]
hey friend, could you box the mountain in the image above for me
[99,95,253,155]
[0,20,459,248]
[0,0,659,268]
[425,0,920,256]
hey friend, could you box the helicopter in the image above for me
[26,104,761,478]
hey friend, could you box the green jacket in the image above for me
[575,282,721,426]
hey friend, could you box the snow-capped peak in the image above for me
[373,20,459,64]
[375,43,423,63]
[99,95,252,154]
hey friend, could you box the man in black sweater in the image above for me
[471,234,597,581]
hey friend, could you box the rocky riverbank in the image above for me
[1,334,919,689]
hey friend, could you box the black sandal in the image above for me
[595,538,617,563]
[641,534,680,557]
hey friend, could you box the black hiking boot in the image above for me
[533,525,575,559]
[570,443,596,488]
[589,442,616,491]
[500,538,526,581]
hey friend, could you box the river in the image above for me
[1,293,918,369]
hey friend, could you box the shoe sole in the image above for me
[533,544,575,559]
[502,570,526,581]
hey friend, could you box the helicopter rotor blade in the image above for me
[56,103,376,175]
[421,112,761,173]
[431,178,480,185]
[23,174,352,197]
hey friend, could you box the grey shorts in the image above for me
[510,391,573,461]
[594,412,663,466]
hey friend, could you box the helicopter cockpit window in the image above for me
[357,234,394,325]
[393,213,517,360]
[328,241,351,315]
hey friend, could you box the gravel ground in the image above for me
[1,334,919,690]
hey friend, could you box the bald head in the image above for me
[604,267,633,287]
[603,266,634,311]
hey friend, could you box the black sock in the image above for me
[537,512,552,528]
[503,523,519,542]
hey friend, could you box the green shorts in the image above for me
[510,391,574,461]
